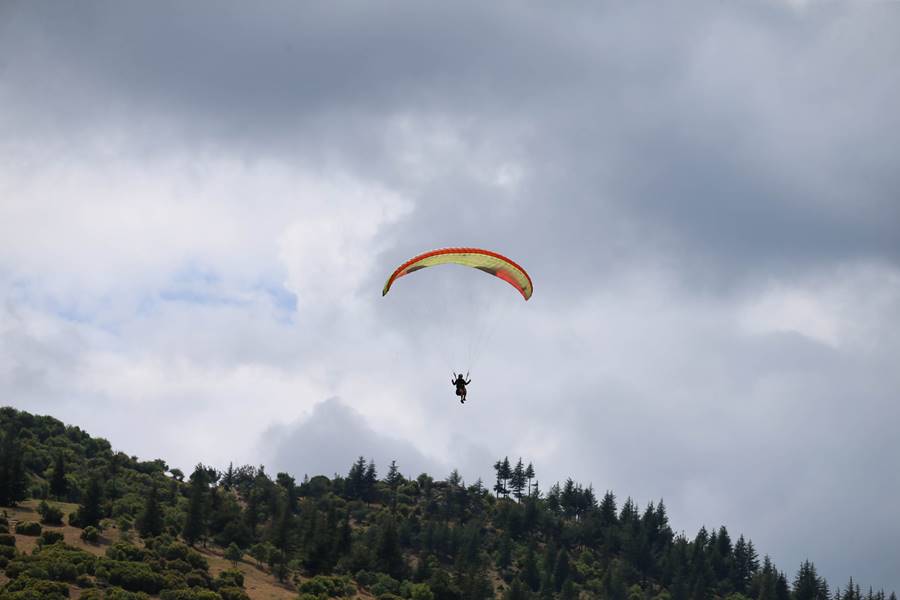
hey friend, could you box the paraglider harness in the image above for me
[452,372,471,404]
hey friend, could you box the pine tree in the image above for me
[776,571,791,600]
[522,542,541,592]
[794,560,826,600]
[76,476,104,529]
[493,459,508,498]
[553,548,570,592]
[545,483,561,514]
[136,483,164,538]
[347,456,367,499]
[271,499,294,582]
[733,534,751,593]
[50,452,67,499]
[183,465,209,546]
[511,458,526,501]
[599,491,618,527]
[0,427,26,506]
[377,515,405,580]
[499,457,512,498]
[497,533,513,570]
[363,459,377,503]
[525,462,535,496]
[505,578,529,600]
[385,460,403,490]
[222,462,235,490]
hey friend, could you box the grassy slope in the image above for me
[2,499,381,600]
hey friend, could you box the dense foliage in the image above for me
[0,407,895,600]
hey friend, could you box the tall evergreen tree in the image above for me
[75,476,104,529]
[599,491,618,527]
[385,460,403,490]
[363,459,378,503]
[271,499,294,582]
[136,483,164,538]
[511,458,526,501]
[347,456,367,499]
[0,427,26,506]
[525,462,535,496]
[553,548,570,592]
[50,452,67,499]
[493,459,508,498]
[377,515,406,580]
[794,560,828,600]
[506,578,530,600]
[183,464,209,546]
[499,457,512,498]
[522,542,541,592]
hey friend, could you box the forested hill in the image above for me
[0,407,893,600]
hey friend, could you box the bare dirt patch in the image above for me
[200,547,297,600]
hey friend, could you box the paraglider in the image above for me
[452,372,471,404]
[383,247,532,405]
[382,247,533,301]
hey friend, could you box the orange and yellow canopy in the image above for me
[382,247,533,300]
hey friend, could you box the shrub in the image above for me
[0,544,16,559]
[105,542,149,562]
[159,590,222,600]
[216,569,244,588]
[185,568,211,588]
[298,574,356,598]
[101,559,166,594]
[15,521,42,536]
[76,573,95,588]
[81,526,100,543]
[40,530,66,546]
[0,532,16,546]
[218,588,251,600]
[2,576,70,599]
[38,501,65,526]
[105,588,152,600]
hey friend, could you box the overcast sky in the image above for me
[2,0,899,592]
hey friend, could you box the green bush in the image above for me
[159,590,222,600]
[218,587,250,600]
[1,576,70,598]
[81,526,100,543]
[215,569,244,588]
[38,501,65,526]
[100,559,166,594]
[76,573,94,588]
[14,521,42,536]
[4,542,97,581]
[0,532,16,546]
[185,568,211,588]
[105,589,152,600]
[40,530,65,546]
[298,574,356,598]
[0,544,16,559]
[105,542,149,562]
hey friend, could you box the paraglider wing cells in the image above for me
[382,247,532,300]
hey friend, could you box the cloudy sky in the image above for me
[2,0,899,591]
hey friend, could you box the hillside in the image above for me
[0,407,893,600]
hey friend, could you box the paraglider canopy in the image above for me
[382,247,533,300]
